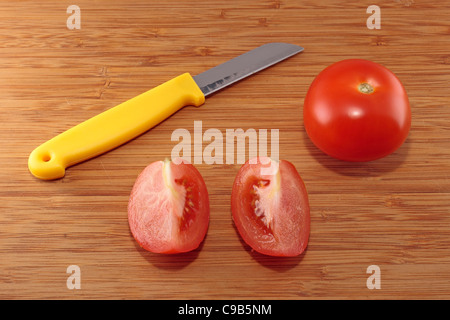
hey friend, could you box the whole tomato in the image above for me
[303,59,411,162]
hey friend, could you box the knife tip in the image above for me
[267,42,304,53]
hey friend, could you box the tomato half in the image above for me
[231,157,310,257]
[303,59,411,162]
[128,159,209,254]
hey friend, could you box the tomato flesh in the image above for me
[231,157,310,257]
[128,160,209,254]
[303,59,411,162]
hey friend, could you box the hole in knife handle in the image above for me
[28,148,66,180]
[42,153,51,162]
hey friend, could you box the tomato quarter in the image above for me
[128,159,209,254]
[231,157,310,257]
[303,59,411,162]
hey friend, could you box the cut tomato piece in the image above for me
[231,157,310,257]
[128,159,209,254]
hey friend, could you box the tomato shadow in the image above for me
[131,230,206,270]
[301,129,411,177]
[231,221,306,272]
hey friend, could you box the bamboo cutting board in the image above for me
[1,0,450,300]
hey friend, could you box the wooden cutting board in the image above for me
[1,0,450,299]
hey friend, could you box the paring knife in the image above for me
[28,42,304,180]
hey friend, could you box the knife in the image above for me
[28,42,303,180]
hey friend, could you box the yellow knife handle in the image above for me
[28,73,205,180]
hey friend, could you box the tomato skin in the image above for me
[303,59,411,162]
[128,160,209,254]
[231,157,310,257]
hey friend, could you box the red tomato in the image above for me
[231,157,310,257]
[128,159,209,254]
[303,59,411,162]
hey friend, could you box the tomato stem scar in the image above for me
[358,82,374,94]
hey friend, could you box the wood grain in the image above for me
[1,0,450,299]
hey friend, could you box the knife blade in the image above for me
[28,42,304,180]
[194,42,303,96]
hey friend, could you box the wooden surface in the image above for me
[1,0,450,300]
